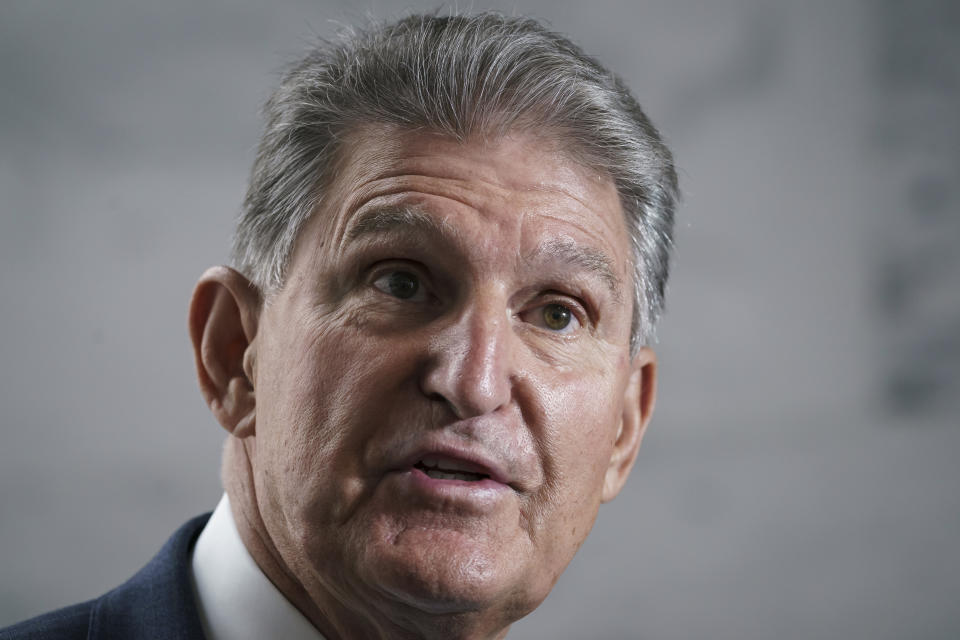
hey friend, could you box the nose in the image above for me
[419,295,514,419]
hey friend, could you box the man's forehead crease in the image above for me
[341,205,461,248]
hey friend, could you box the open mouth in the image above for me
[413,456,491,482]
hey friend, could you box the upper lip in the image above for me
[393,442,514,488]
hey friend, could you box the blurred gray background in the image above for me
[2,1,958,638]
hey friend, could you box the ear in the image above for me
[601,347,657,503]
[188,266,261,438]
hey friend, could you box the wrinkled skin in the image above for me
[190,125,656,640]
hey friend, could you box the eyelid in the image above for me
[542,290,589,321]
[368,259,426,278]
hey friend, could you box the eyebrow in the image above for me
[531,237,623,303]
[344,205,623,302]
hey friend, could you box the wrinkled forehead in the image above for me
[317,123,628,244]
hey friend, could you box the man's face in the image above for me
[245,126,651,627]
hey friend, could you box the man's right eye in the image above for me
[372,270,423,300]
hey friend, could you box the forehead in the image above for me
[295,124,631,284]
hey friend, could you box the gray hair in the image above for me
[232,12,678,352]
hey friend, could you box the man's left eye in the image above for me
[372,270,425,301]
[524,302,582,334]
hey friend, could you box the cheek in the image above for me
[554,381,617,491]
[252,310,395,526]
[527,366,622,549]
[539,350,622,466]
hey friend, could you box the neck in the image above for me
[221,437,513,640]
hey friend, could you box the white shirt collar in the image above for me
[190,494,326,640]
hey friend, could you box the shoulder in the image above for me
[0,601,93,639]
[0,514,211,640]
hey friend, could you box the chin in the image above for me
[358,521,540,618]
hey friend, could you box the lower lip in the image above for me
[388,467,511,507]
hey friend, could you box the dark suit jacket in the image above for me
[0,514,211,640]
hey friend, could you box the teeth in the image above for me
[416,457,488,481]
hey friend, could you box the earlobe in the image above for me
[188,266,261,438]
[601,348,657,503]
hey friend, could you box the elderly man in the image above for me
[1,12,676,640]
